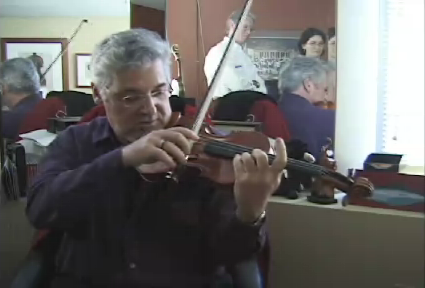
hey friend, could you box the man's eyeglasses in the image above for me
[112,85,172,108]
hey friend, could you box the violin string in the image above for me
[194,136,328,175]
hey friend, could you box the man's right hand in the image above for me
[122,127,199,174]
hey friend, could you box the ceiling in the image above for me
[0,0,165,17]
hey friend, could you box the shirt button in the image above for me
[129,263,136,269]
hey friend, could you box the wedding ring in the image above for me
[159,140,166,149]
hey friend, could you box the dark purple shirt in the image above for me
[26,117,264,288]
[2,94,42,140]
[279,93,335,159]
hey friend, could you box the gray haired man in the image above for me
[278,56,335,159]
[26,28,288,288]
[0,57,42,139]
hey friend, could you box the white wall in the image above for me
[0,17,130,93]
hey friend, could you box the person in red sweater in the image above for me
[79,103,106,123]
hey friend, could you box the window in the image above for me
[377,0,424,167]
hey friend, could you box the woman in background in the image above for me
[297,28,327,59]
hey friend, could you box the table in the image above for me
[266,194,424,288]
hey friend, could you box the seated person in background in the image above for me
[278,56,335,159]
[46,90,96,117]
[26,28,288,288]
[212,90,292,141]
[0,58,43,140]
[313,61,336,110]
[79,92,106,123]
[204,10,267,99]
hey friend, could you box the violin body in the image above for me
[169,112,271,185]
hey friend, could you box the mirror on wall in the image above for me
[166,0,337,157]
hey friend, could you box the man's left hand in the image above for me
[233,138,287,223]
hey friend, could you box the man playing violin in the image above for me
[26,28,288,288]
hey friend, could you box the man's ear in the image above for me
[226,19,236,35]
[91,83,103,105]
[302,79,311,93]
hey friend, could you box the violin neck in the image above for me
[285,158,325,177]
[203,140,326,177]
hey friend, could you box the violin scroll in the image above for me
[348,177,374,198]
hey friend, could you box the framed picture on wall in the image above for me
[75,53,92,88]
[244,30,301,81]
[0,38,69,92]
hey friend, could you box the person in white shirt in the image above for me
[204,10,267,99]
[171,79,180,96]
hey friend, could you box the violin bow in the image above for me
[39,19,88,84]
[192,0,254,135]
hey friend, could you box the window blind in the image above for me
[378,0,424,167]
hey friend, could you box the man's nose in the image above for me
[138,97,157,114]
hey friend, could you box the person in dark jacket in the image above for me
[26,28,288,288]
[278,56,335,159]
[0,58,42,140]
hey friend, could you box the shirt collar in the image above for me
[281,92,312,106]
[92,117,119,146]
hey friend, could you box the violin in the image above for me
[161,0,373,200]
[167,113,373,199]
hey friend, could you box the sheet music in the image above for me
[19,129,57,147]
